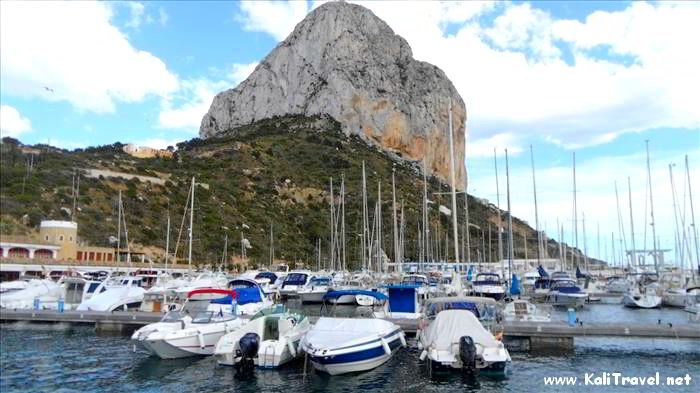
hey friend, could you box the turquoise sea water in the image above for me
[1,305,699,392]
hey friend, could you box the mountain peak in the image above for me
[201,1,466,186]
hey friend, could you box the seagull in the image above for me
[43,86,54,93]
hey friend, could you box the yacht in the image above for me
[278,270,314,299]
[504,300,551,322]
[298,276,332,304]
[543,279,588,308]
[76,276,145,312]
[471,273,506,301]
[215,305,310,369]
[227,278,273,315]
[0,278,62,309]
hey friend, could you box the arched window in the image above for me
[59,235,64,242]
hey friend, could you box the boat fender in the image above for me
[381,338,391,355]
[197,330,205,349]
[399,332,407,348]
[419,349,428,361]
[287,340,297,358]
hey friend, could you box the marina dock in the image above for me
[3,309,698,352]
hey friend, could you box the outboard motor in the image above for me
[459,336,477,373]
[234,333,260,376]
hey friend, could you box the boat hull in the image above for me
[623,294,662,309]
[308,333,403,376]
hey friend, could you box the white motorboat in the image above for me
[543,279,588,308]
[61,275,103,310]
[373,285,420,320]
[418,299,510,376]
[131,310,193,354]
[298,276,331,304]
[173,272,229,300]
[504,300,551,322]
[301,291,406,375]
[471,273,506,301]
[0,278,63,309]
[253,271,280,297]
[604,276,631,294]
[145,289,246,359]
[0,279,31,294]
[215,305,310,369]
[662,287,690,308]
[278,270,314,299]
[76,276,145,312]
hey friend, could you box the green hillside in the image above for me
[0,115,586,270]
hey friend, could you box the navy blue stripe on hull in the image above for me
[310,337,401,365]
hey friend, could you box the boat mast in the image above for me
[530,145,542,264]
[686,155,699,279]
[116,190,122,264]
[573,152,579,269]
[341,175,346,272]
[422,160,429,271]
[669,164,682,272]
[188,176,194,275]
[447,99,460,265]
[362,161,368,271]
[494,148,503,272]
[505,149,514,289]
[627,177,636,268]
[614,181,628,268]
[392,168,398,268]
[645,141,659,272]
[165,211,170,274]
[329,177,335,271]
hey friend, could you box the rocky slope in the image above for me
[200,1,466,186]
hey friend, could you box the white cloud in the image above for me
[159,78,229,131]
[125,2,146,29]
[158,62,259,131]
[467,132,523,159]
[0,105,32,138]
[0,1,179,113]
[159,7,169,27]
[237,0,311,41]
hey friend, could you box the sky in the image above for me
[1,1,698,267]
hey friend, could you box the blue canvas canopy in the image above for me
[322,289,388,301]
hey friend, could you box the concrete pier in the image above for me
[2,309,698,351]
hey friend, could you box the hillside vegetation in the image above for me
[0,115,587,270]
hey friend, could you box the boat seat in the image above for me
[278,316,295,335]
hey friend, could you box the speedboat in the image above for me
[76,276,145,312]
[227,278,273,315]
[278,270,314,299]
[504,300,551,322]
[300,290,406,375]
[521,270,541,293]
[214,305,310,369]
[298,276,332,304]
[418,297,511,376]
[131,309,193,354]
[253,271,279,297]
[145,289,246,359]
[543,279,588,308]
[471,273,506,301]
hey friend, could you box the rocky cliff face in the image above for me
[200,1,466,186]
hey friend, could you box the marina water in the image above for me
[2,304,698,392]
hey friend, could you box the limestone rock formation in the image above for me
[200,1,466,185]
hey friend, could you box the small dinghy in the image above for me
[215,305,310,369]
[300,290,406,375]
[418,302,511,376]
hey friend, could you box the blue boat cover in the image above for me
[537,265,549,277]
[426,302,480,318]
[283,273,308,287]
[255,272,278,282]
[510,273,521,296]
[323,289,388,301]
[210,287,263,305]
[386,285,417,313]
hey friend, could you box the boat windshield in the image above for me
[309,277,330,286]
[551,280,577,289]
[161,310,186,322]
[402,276,428,285]
[473,274,501,285]
[425,301,499,321]
[192,311,235,324]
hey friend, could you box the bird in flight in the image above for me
[44,86,54,93]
